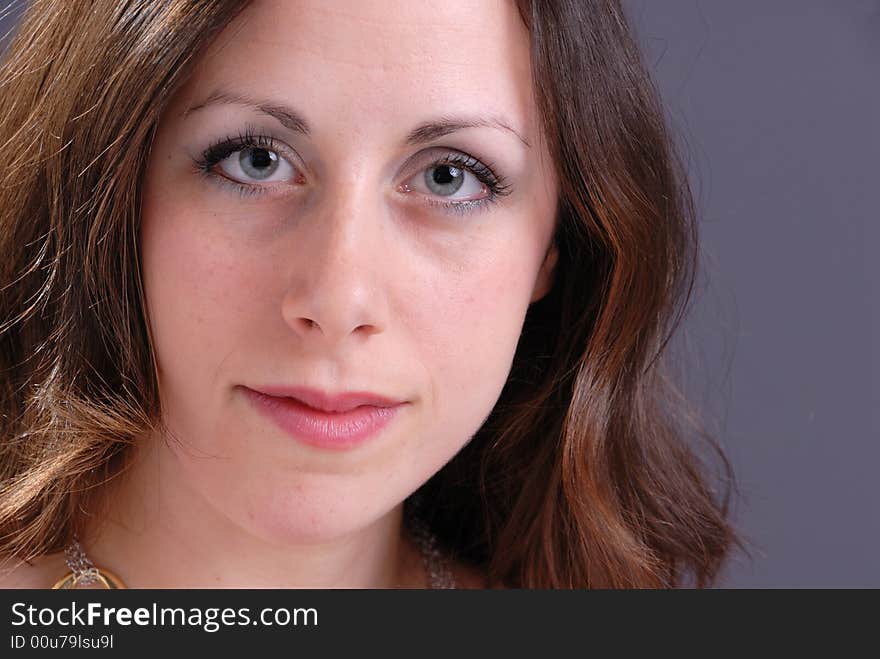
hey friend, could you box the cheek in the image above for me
[139,192,268,426]
[414,252,535,426]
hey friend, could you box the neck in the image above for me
[83,433,425,588]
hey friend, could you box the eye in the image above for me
[193,131,513,213]
[217,145,296,184]
[400,152,513,215]
[192,130,302,196]
[406,162,488,201]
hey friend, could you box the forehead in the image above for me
[178,0,537,144]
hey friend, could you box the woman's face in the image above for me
[140,0,558,545]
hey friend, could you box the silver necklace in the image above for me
[62,540,103,587]
[63,513,455,589]
[406,508,456,589]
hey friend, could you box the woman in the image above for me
[0,0,739,588]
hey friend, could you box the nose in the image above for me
[280,182,389,347]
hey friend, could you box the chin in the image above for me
[227,478,400,547]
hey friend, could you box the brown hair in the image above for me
[0,0,740,587]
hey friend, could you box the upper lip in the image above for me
[246,385,406,413]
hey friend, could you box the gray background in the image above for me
[2,2,876,586]
[624,0,878,586]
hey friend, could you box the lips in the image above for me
[241,386,407,450]
[249,385,405,413]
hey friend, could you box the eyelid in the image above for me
[197,129,302,173]
[402,154,488,197]
[406,146,496,176]
[409,148,511,193]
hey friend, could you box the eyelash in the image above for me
[190,128,513,217]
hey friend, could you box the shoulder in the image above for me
[0,552,68,589]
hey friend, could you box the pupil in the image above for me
[425,164,464,196]
[250,149,272,169]
[239,147,278,180]
[433,165,458,185]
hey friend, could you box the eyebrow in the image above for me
[183,88,532,149]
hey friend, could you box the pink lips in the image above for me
[241,386,406,450]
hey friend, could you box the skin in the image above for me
[3,0,559,587]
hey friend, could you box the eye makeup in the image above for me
[190,126,514,216]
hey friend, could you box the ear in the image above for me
[530,240,559,303]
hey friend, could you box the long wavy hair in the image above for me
[0,0,740,587]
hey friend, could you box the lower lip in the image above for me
[242,388,405,450]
